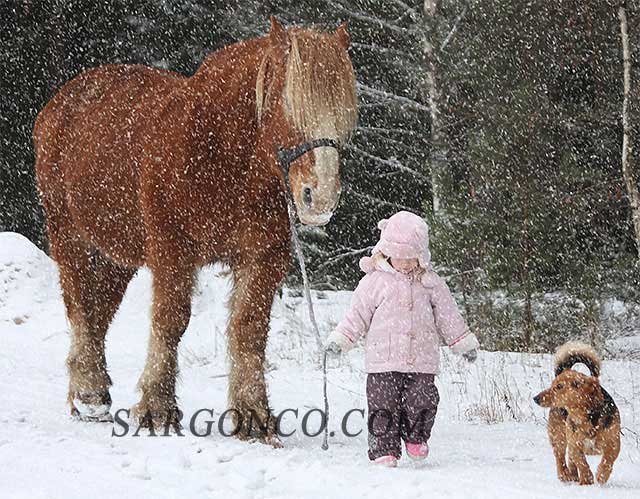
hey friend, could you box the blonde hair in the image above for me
[373,252,389,265]
[256,28,358,142]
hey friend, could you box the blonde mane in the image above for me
[256,28,358,142]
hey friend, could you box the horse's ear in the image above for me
[335,22,350,49]
[269,15,289,50]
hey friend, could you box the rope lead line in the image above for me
[284,171,330,451]
[278,138,339,451]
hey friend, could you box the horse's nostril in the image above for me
[302,186,313,207]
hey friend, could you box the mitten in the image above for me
[462,349,478,363]
[325,341,342,356]
[323,330,354,354]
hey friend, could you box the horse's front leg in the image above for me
[227,254,287,445]
[132,246,195,431]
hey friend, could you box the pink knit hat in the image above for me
[359,211,431,272]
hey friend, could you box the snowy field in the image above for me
[1,231,639,499]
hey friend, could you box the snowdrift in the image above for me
[1,232,639,498]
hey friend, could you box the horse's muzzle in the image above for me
[299,211,334,226]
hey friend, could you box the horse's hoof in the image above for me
[74,410,114,423]
[139,414,183,433]
[131,402,182,432]
[263,434,284,448]
[71,398,113,422]
[235,429,283,447]
[70,391,112,422]
[239,416,283,447]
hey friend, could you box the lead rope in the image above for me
[285,190,329,450]
[278,143,336,451]
[283,191,330,451]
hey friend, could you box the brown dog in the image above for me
[534,342,621,485]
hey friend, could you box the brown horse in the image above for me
[33,17,357,442]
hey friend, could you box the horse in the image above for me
[33,16,357,443]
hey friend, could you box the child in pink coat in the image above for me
[325,211,479,467]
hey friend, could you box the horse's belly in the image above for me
[65,164,146,266]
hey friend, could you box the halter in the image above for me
[277,138,341,178]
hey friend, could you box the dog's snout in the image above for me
[533,394,542,405]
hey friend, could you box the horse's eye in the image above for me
[302,186,313,206]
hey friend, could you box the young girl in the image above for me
[325,211,479,467]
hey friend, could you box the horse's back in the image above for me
[35,64,185,266]
[35,63,181,149]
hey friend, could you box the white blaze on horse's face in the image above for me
[297,144,341,226]
[288,118,343,226]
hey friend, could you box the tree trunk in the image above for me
[423,0,447,216]
[521,205,534,350]
[619,3,640,259]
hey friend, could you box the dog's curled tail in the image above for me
[554,341,601,377]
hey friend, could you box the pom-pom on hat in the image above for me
[359,211,431,272]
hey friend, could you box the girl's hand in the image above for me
[462,349,478,363]
[324,330,355,354]
[325,341,342,356]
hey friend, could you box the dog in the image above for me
[534,341,621,485]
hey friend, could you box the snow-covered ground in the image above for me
[1,232,639,498]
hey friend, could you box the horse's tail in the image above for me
[554,341,601,378]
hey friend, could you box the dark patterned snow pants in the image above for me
[366,371,439,460]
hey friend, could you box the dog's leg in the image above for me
[596,436,620,484]
[553,439,572,481]
[566,438,580,482]
[549,410,572,481]
[567,459,579,482]
[568,442,593,485]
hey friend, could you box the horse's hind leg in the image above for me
[52,229,135,421]
[227,252,288,444]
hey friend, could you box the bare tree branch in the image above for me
[394,10,415,25]
[440,3,469,52]
[357,82,430,113]
[325,0,419,36]
[390,0,422,22]
[359,101,395,109]
[345,185,416,212]
[351,42,420,61]
[345,143,430,183]
[354,129,416,151]
[317,245,375,270]
[356,126,419,138]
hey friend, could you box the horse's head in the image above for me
[256,17,357,226]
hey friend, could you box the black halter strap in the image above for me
[277,138,340,176]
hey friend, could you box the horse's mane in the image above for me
[256,27,357,143]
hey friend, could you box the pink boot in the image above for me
[372,455,398,467]
[405,442,429,460]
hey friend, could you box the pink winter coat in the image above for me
[328,257,479,374]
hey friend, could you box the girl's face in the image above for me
[389,257,419,274]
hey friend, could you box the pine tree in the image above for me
[431,0,640,350]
